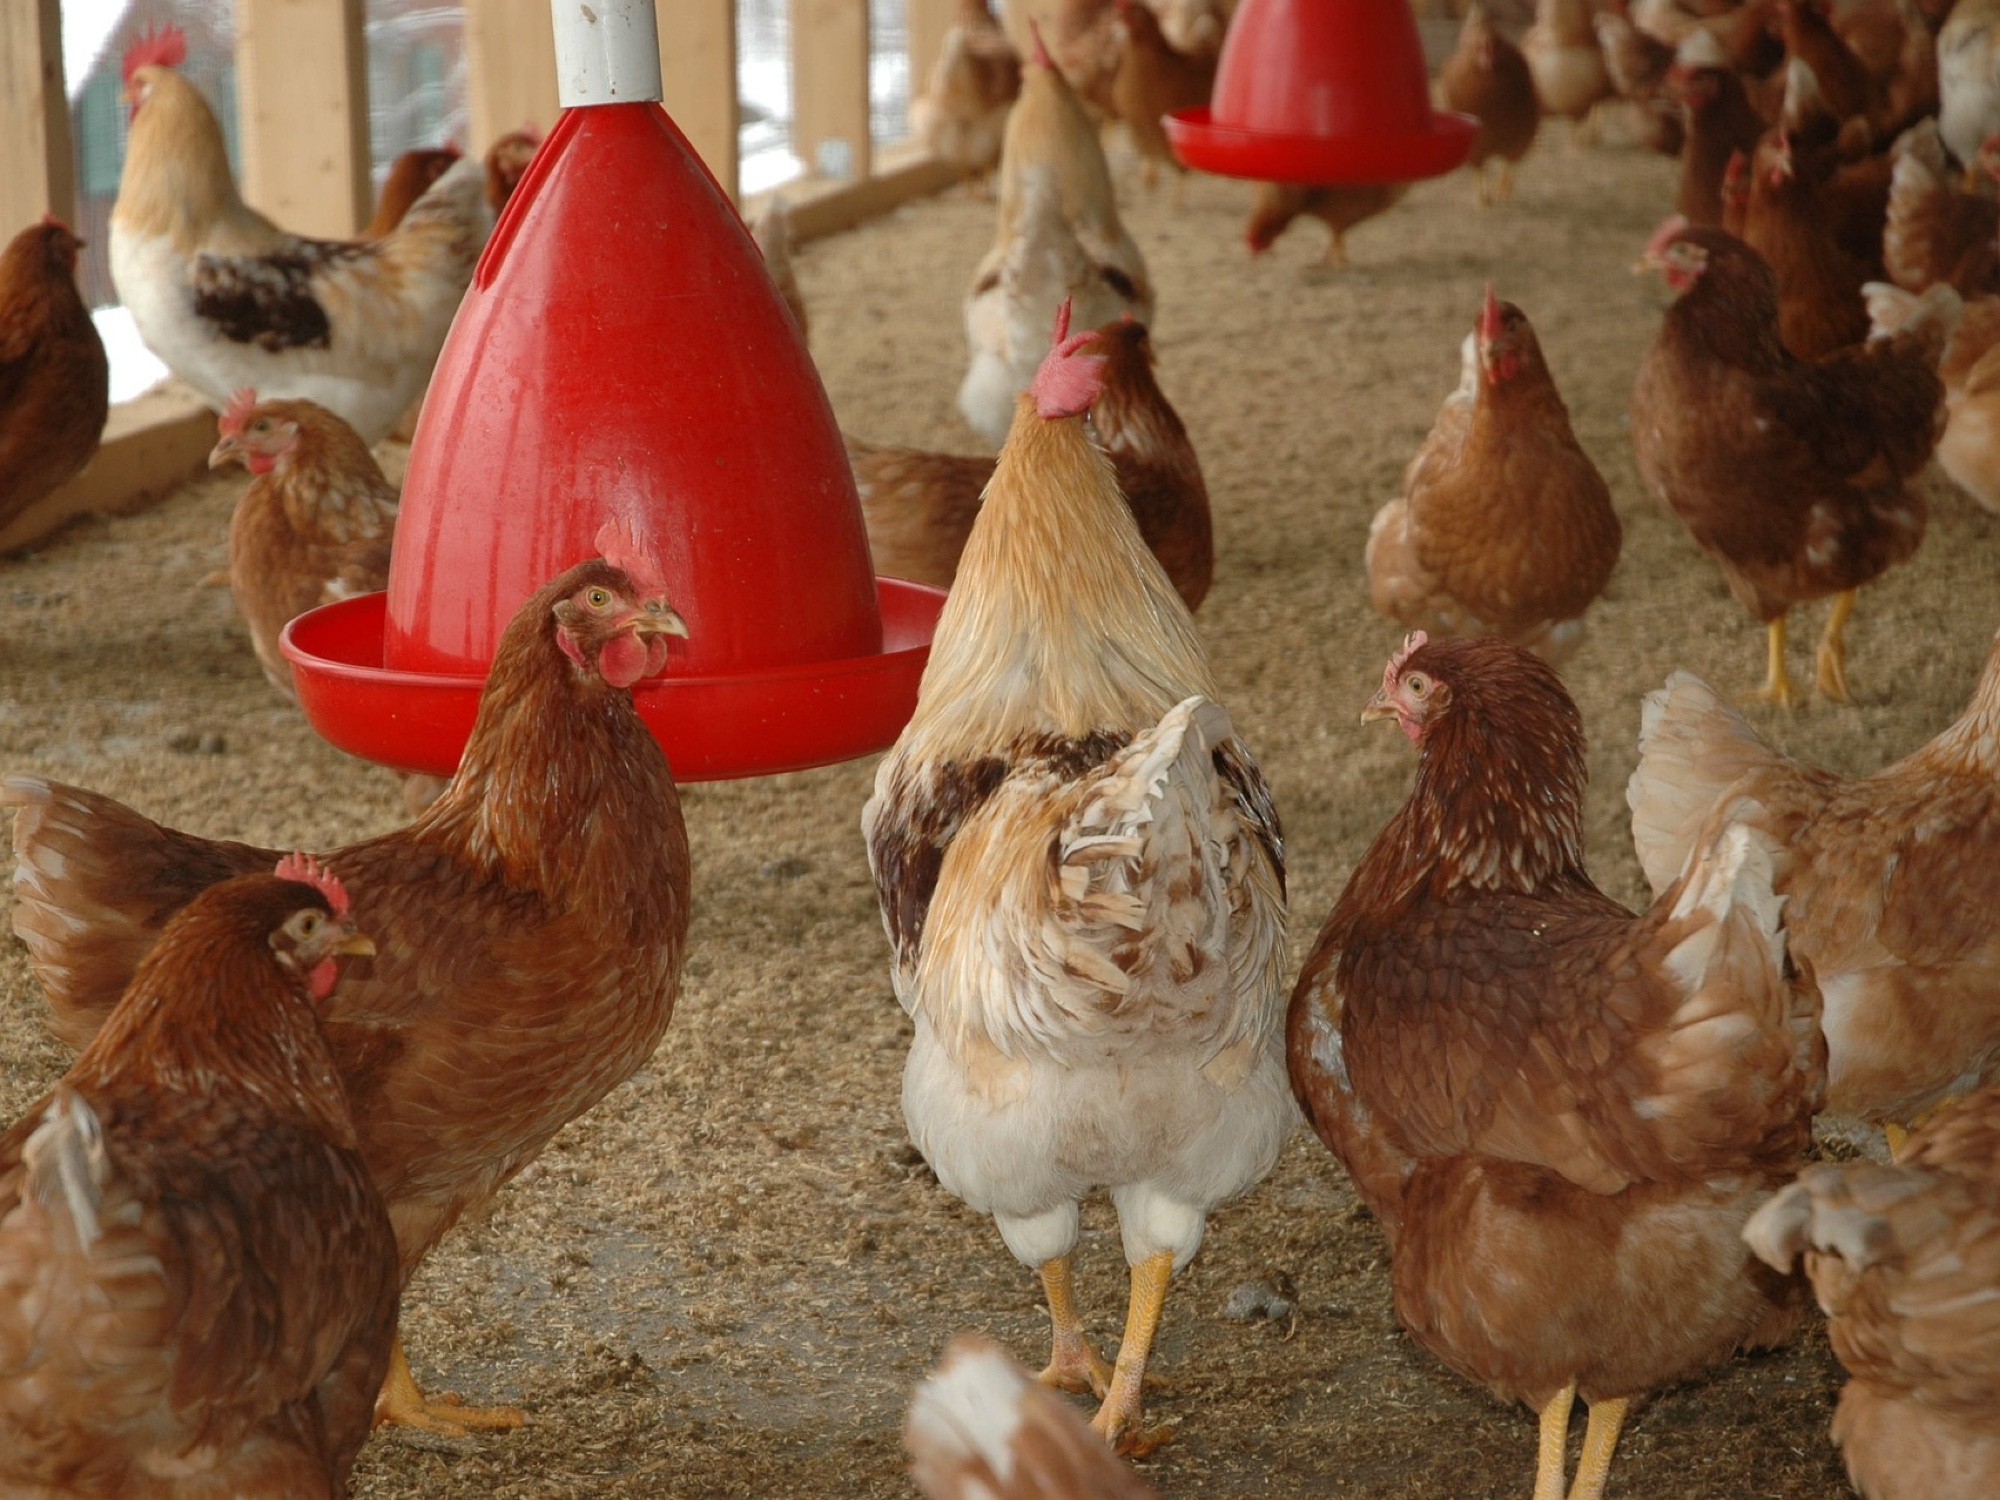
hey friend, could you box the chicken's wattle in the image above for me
[598,632,665,689]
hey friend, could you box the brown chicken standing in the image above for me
[206,389,397,700]
[364,145,463,237]
[1669,36,1771,226]
[1440,3,1542,206]
[852,316,1211,608]
[0,218,108,539]
[1632,219,1954,706]
[0,860,394,1495]
[910,0,1023,191]
[1745,1085,2000,1500]
[1243,181,1408,268]
[1367,288,1621,665]
[1109,0,1215,197]
[1288,633,1824,1500]
[1629,640,2000,1137]
[3,538,691,1437]
[1741,129,1872,359]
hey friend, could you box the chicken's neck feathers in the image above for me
[910,411,1216,755]
[113,73,282,256]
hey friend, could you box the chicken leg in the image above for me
[374,1335,527,1436]
[1566,1396,1629,1500]
[1750,615,1800,709]
[1815,590,1856,703]
[1090,1249,1174,1456]
[1038,1255,1113,1396]
[1534,1382,1576,1500]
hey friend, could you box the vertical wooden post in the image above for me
[0,0,76,231]
[906,0,958,108]
[659,0,740,199]
[791,0,871,181]
[465,0,561,150]
[234,0,371,236]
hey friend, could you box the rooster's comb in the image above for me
[1383,631,1429,696]
[123,23,187,87]
[274,854,351,919]
[1643,214,1690,261]
[594,518,669,600]
[1029,17,1053,69]
[1479,284,1502,341]
[1031,299,1108,419]
[218,388,260,439]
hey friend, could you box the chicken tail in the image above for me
[21,1090,111,1254]
[1626,672,1781,897]
[2,776,271,1050]
[905,1335,1159,1500]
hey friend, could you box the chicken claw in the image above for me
[1038,1255,1114,1397]
[1748,616,1801,710]
[1534,1382,1575,1500]
[1814,590,1856,703]
[1568,1396,1630,1500]
[374,1337,526,1436]
[1089,1250,1176,1456]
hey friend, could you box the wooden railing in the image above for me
[0,0,968,543]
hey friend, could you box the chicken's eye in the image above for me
[297,911,321,937]
[1405,674,1428,697]
[586,587,611,609]
[252,418,270,433]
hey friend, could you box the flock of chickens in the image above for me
[5,0,2000,1496]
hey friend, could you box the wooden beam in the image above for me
[0,385,214,554]
[465,0,561,150]
[791,0,872,181]
[906,0,958,107]
[753,141,960,243]
[234,0,371,237]
[660,0,740,199]
[0,0,75,231]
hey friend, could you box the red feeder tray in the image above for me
[285,14,940,782]
[282,579,945,782]
[1166,0,1474,183]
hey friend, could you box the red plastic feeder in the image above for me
[1166,0,1474,183]
[282,0,942,781]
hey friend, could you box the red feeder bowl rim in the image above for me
[281,577,946,783]
[1165,106,1475,184]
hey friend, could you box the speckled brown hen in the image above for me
[3,540,690,1439]
[852,316,1211,608]
[864,303,1288,1456]
[1287,633,1824,1500]
[1439,3,1541,205]
[1745,1084,2000,1500]
[0,862,394,1497]
[1632,219,1954,705]
[1629,638,2000,1136]
[206,389,396,701]
[1367,289,1620,666]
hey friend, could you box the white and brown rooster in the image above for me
[864,300,1289,1455]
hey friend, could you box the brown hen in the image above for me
[0,219,108,539]
[1746,1085,2000,1500]
[1289,633,1823,1500]
[1669,41,1771,225]
[3,544,691,1438]
[363,145,462,237]
[1883,118,2000,296]
[854,316,1211,608]
[1367,289,1620,665]
[1243,180,1408,267]
[1440,3,1541,205]
[1632,220,1953,706]
[1741,129,1872,358]
[1109,0,1215,196]
[0,864,394,1496]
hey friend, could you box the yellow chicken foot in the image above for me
[1497,161,1517,203]
[1037,1255,1113,1397]
[373,1335,526,1436]
[1815,590,1856,703]
[1535,1382,1576,1500]
[1322,230,1349,269]
[1749,615,1800,709]
[1884,1120,1912,1159]
[1476,163,1493,208]
[1566,1396,1629,1500]
[1091,1250,1176,1456]
[1890,1092,1970,1158]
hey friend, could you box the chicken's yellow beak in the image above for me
[634,601,690,639]
[207,435,240,470]
[1360,690,1396,725]
[332,929,375,959]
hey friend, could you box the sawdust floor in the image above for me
[7,122,1991,1498]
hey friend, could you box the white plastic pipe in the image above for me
[551,0,664,108]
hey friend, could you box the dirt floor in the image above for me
[9,117,1996,1498]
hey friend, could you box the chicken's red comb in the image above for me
[1029,17,1053,69]
[1384,631,1429,696]
[123,22,187,87]
[274,853,351,919]
[218,387,259,439]
[595,518,669,600]
[1032,299,1108,419]
[1643,214,1690,261]
[1479,284,1502,343]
